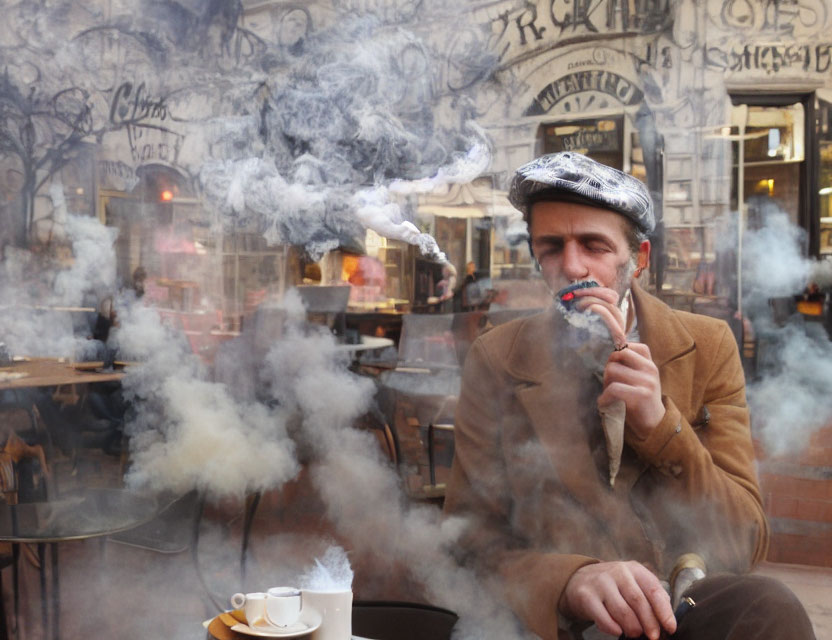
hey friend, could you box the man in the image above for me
[444,152,814,640]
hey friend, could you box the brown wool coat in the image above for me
[444,283,769,640]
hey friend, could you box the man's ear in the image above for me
[637,240,650,272]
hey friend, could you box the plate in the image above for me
[231,607,322,638]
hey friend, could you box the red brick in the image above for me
[795,498,832,523]
[810,425,832,448]
[799,446,832,467]
[761,474,832,500]
[767,494,799,519]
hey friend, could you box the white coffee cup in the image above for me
[265,586,302,627]
[302,589,352,640]
[231,592,268,627]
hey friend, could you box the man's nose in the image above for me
[561,241,588,280]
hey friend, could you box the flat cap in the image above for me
[508,152,655,235]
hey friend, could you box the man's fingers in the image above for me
[633,567,677,635]
[582,597,623,638]
[573,286,620,306]
[579,301,627,346]
[603,589,647,639]
[619,580,662,640]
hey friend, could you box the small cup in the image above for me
[265,586,302,627]
[231,592,268,627]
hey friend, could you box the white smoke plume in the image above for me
[260,293,528,639]
[0,208,117,358]
[741,206,832,455]
[115,300,300,499]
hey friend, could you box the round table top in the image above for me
[0,488,160,543]
[332,336,394,353]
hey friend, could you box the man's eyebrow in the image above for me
[533,232,617,245]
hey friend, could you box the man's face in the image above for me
[529,200,644,299]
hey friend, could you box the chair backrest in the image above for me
[352,601,458,640]
[296,285,351,313]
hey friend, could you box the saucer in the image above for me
[231,607,322,638]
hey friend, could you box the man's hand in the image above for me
[561,561,676,640]
[599,343,664,439]
[573,288,664,438]
[574,287,627,348]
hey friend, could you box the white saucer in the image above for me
[231,607,322,638]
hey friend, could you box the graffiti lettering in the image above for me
[516,5,547,45]
[550,0,597,33]
[704,42,832,73]
[713,0,828,36]
[525,70,643,115]
[97,160,138,191]
[98,160,135,182]
[560,128,618,151]
[493,0,671,66]
[126,124,184,165]
[110,82,169,125]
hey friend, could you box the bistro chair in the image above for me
[0,401,52,640]
[351,600,459,640]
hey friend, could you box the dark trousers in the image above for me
[674,574,816,640]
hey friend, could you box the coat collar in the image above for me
[502,281,696,383]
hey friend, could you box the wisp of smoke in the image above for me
[260,292,527,639]
[0,211,117,358]
[115,300,300,499]
[741,207,832,454]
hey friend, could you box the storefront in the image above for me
[476,0,832,326]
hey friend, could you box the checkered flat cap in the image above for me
[508,152,655,234]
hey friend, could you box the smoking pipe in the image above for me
[556,280,599,310]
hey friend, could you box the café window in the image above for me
[542,116,625,170]
[818,97,832,258]
[729,97,807,234]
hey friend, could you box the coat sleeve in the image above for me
[444,337,597,640]
[625,321,769,572]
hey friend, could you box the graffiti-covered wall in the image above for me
[479,0,832,216]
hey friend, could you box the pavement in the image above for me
[4,451,832,639]
[753,561,832,639]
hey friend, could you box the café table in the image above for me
[0,487,160,640]
[332,336,394,354]
[0,358,126,391]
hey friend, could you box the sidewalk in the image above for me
[753,561,832,639]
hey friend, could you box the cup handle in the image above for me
[231,592,246,609]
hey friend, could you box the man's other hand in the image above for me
[599,342,664,439]
[561,561,676,640]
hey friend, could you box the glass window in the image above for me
[818,99,832,258]
[542,117,624,170]
[730,102,805,228]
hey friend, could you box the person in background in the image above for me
[444,152,815,640]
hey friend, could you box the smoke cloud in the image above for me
[740,206,832,455]
[0,3,529,639]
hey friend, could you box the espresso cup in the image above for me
[231,592,268,627]
[265,586,302,627]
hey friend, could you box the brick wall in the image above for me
[758,425,832,567]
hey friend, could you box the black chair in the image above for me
[352,601,458,640]
[0,401,52,640]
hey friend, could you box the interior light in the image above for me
[819,187,832,196]
[767,179,774,196]
[160,189,174,202]
[75,187,84,196]
[767,129,780,157]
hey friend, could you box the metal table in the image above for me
[0,488,159,640]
